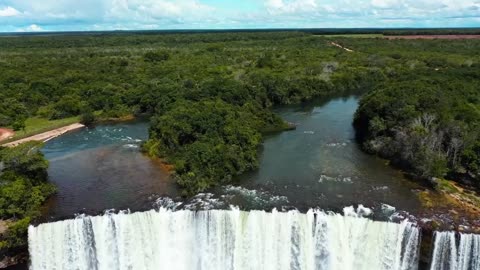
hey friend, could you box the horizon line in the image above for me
[1,26,480,35]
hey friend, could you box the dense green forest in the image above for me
[0,31,479,195]
[350,39,480,185]
[354,76,480,184]
[0,142,55,255]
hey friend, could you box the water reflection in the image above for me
[236,96,422,212]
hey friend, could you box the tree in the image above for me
[11,119,25,132]
[80,110,96,126]
[0,142,55,251]
[462,141,480,179]
[144,51,169,63]
[0,141,49,183]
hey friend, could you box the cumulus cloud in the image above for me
[262,0,480,25]
[14,24,44,32]
[106,0,214,23]
[371,0,401,9]
[265,0,318,14]
[27,24,42,31]
[0,6,20,17]
[0,0,478,31]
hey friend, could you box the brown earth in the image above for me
[385,35,480,40]
[0,220,9,235]
[416,182,480,234]
[0,128,14,142]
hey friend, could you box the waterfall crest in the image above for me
[29,208,420,270]
[430,231,480,270]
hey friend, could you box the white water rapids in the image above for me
[430,231,480,270]
[29,208,420,270]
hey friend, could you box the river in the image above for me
[40,96,422,219]
[237,96,421,213]
[40,120,177,218]
[20,95,480,270]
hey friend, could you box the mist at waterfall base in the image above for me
[29,207,421,270]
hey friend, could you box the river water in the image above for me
[40,96,423,219]
[41,121,177,218]
[237,96,421,213]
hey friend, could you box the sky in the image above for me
[0,0,479,32]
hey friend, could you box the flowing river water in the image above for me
[40,96,422,218]
[20,96,480,269]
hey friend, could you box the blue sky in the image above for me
[0,0,479,32]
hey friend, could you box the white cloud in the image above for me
[27,24,42,31]
[107,0,214,22]
[266,0,285,9]
[0,0,479,31]
[371,0,401,9]
[0,6,21,17]
[265,0,318,14]
[15,24,44,32]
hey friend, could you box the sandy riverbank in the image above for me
[1,123,85,147]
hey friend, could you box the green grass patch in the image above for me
[436,179,480,209]
[4,116,80,143]
[437,179,460,193]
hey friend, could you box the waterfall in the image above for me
[430,231,480,270]
[29,208,420,270]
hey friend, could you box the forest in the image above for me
[0,31,479,198]
[0,142,55,256]
[354,73,480,184]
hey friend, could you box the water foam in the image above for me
[430,231,480,270]
[29,208,420,270]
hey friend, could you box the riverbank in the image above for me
[1,123,85,147]
[415,179,480,233]
[0,116,81,144]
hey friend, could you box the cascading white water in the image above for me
[430,231,480,270]
[29,208,420,270]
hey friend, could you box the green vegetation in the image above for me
[0,31,479,194]
[0,142,55,255]
[354,55,480,186]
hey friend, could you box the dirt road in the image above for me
[330,42,354,52]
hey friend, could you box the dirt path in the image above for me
[330,42,354,52]
[2,123,85,147]
[0,128,15,142]
[0,220,9,235]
